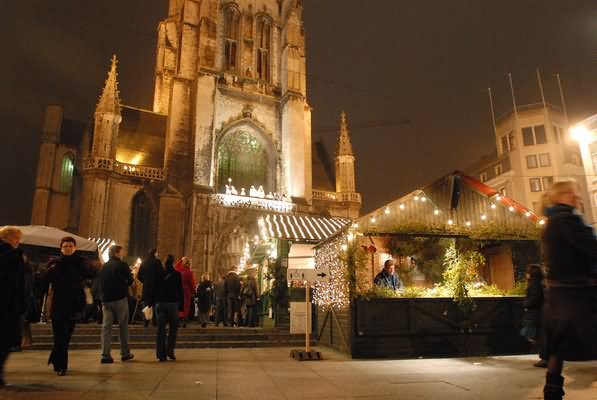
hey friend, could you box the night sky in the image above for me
[1,1,596,224]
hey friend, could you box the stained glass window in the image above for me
[59,154,75,193]
[217,131,269,193]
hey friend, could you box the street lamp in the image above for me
[570,124,592,144]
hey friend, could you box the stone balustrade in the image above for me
[82,157,165,181]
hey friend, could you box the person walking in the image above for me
[520,264,546,368]
[99,245,134,364]
[45,236,91,376]
[175,257,195,327]
[196,275,213,328]
[214,274,227,327]
[225,269,241,326]
[0,226,25,388]
[541,181,597,399]
[138,249,163,327]
[155,255,183,361]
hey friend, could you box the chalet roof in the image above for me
[356,172,542,240]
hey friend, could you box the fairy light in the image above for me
[508,206,515,212]
[539,219,546,225]
[434,209,440,215]
[465,221,472,227]
[352,223,359,228]
[447,219,454,225]
[421,196,427,202]
[347,233,354,242]
[525,211,532,217]
[341,244,348,251]
[313,234,350,309]
[481,214,487,220]
[384,208,390,215]
[496,195,502,201]
[370,217,377,223]
[399,204,405,210]
[414,196,420,201]
[490,204,496,209]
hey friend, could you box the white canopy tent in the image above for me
[17,225,98,252]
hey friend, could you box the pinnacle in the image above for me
[96,54,121,115]
[337,110,354,156]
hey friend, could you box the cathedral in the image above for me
[31,0,361,276]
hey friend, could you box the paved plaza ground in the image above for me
[1,347,596,399]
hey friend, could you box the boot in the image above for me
[544,372,565,400]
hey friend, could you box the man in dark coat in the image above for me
[0,227,25,388]
[374,259,401,291]
[138,249,163,327]
[98,245,134,363]
[224,270,241,326]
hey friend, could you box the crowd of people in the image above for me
[0,228,262,387]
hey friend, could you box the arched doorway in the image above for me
[129,191,154,259]
[216,129,273,193]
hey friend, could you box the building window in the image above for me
[535,125,547,144]
[539,153,551,167]
[59,154,75,193]
[522,125,547,146]
[553,125,562,144]
[217,130,270,193]
[501,132,515,154]
[494,164,503,176]
[224,6,240,71]
[542,176,554,190]
[479,172,488,183]
[529,178,542,192]
[256,16,271,82]
[526,155,538,169]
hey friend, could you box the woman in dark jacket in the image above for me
[520,264,545,367]
[45,236,90,376]
[541,181,597,400]
[154,255,183,362]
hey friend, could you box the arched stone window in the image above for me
[256,15,271,81]
[217,130,272,193]
[129,191,153,259]
[224,6,240,71]
[59,153,75,193]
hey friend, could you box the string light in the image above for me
[509,206,515,212]
[525,211,532,217]
[539,219,546,225]
[465,221,472,227]
[414,196,420,201]
[313,234,350,309]
[480,214,487,220]
[353,223,359,228]
[341,244,348,251]
[399,204,405,210]
[448,219,454,225]
[370,217,377,223]
[434,209,440,215]
[384,208,390,215]
[421,196,427,202]
[496,195,502,201]
[347,233,354,242]
[491,204,496,209]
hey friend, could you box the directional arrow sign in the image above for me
[287,268,330,282]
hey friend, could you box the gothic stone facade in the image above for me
[31,0,361,277]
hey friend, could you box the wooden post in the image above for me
[305,281,311,352]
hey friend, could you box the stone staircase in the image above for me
[29,323,313,350]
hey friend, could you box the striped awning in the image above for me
[259,214,351,243]
[88,237,116,254]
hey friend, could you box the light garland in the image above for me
[313,233,350,309]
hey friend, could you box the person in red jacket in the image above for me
[175,257,195,327]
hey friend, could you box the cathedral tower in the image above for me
[79,57,122,237]
[331,111,360,218]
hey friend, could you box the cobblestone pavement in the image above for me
[1,347,596,399]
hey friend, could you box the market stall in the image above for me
[314,172,544,358]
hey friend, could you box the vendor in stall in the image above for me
[374,259,401,291]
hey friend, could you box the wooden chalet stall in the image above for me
[314,172,543,358]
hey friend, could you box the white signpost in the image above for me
[287,267,330,360]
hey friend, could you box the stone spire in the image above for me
[96,55,121,115]
[336,111,354,156]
